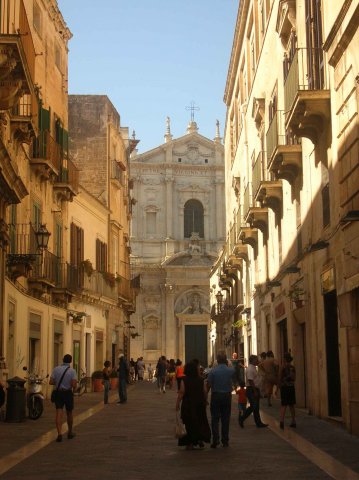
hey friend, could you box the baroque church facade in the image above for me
[130,119,225,366]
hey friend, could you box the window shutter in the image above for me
[70,223,76,265]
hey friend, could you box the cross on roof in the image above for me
[185,101,200,122]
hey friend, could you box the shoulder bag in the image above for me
[51,366,70,403]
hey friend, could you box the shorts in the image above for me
[54,390,74,411]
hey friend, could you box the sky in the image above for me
[57,1,238,153]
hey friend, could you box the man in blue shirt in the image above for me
[50,354,78,443]
[207,352,235,448]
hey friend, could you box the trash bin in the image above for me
[6,376,26,422]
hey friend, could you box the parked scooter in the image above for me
[23,367,48,420]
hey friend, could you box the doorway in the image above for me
[185,325,208,367]
[324,290,342,416]
[278,319,288,360]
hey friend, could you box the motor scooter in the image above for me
[23,367,48,420]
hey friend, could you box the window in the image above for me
[146,212,156,235]
[204,159,208,164]
[70,223,84,287]
[29,313,41,371]
[184,199,204,238]
[112,234,119,274]
[33,2,42,36]
[322,184,330,228]
[53,320,63,368]
[96,239,108,272]
[178,158,182,163]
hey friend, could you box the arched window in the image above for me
[184,199,204,238]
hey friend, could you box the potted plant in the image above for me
[81,259,94,277]
[102,271,116,288]
[91,370,104,392]
[110,368,118,390]
[288,285,305,308]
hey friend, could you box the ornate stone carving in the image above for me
[143,315,160,329]
[175,290,210,314]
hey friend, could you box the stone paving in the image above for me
[0,381,359,479]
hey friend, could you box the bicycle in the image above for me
[73,369,87,396]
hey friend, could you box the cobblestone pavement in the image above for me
[0,382,359,480]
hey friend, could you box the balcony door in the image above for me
[305,0,324,89]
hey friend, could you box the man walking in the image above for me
[49,354,78,443]
[117,354,129,404]
[207,351,235,448]
[239,354,268,428]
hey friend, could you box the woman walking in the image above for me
[279,353,296,429]
[175,361,211,450]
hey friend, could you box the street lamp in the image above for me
[215,291,224,311]
[35,224,51,250]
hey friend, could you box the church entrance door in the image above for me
[185,325,208,367]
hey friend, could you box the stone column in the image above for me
[164,283,175,358]
[165,177,173,238]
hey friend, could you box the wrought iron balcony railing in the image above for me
[0,0,36,82]
[284,47,327,118]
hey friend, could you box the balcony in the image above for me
[243,181,268,235]
[266,110,302,184]
[111,160,124,187]
[284,47,330,144]
[239,226,258,251]
[31,130,61,180]
[6,223,38,280]
[0,0,36,110]
[10,92,37,144]
[82,270,119,302]
[252,150,283,214]
[51,263,78,307]
[28,250,60,294]
[53,159,79,202]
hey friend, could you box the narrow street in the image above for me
[1,382,359,480]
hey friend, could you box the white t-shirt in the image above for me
[246,364,260,388]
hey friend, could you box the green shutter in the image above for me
[39,107,50,132]
[62,129,69,158]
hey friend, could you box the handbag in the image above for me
[51,366,70,403]
[174,412,187,439]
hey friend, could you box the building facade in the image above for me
[0,0,76,382]
[211,0,359,434]
[130,119,225,366]
[0,2,138,387]
[68,95,139,368]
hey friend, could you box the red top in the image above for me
[237,387,247,403]
[175,365,184,378]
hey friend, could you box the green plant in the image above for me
[91,370,103,380]
[288,285,305,300]
[232,319,247,329]
[115,274,122,284]
[81,259,94,277]
[102,271,115,288]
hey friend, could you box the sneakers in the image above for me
[56,434,62,443]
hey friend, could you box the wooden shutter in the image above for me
[70,223,76,265]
